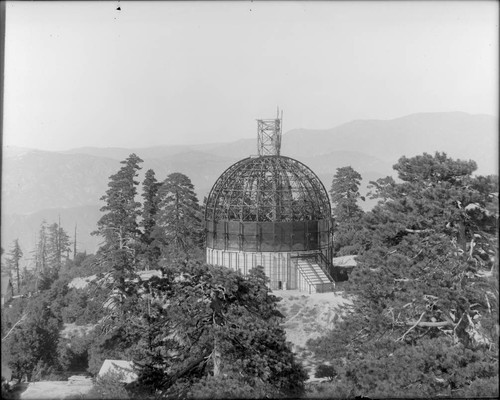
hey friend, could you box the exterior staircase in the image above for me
[295,257,335,293]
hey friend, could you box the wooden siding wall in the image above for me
[206,248,325,291]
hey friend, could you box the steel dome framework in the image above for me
[205,155,331,223]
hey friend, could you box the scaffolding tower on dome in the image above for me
[204,111,335,293]
[257,109,282,156]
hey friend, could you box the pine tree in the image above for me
[94,153,144,274]
[73,224,77,260]
[6,239,23,294]
[34,221,49,289]
[329,166,365,256]
[90,153,145,333]
[157,172,203,259]
[3,292,62,381]
[370,152,495,254]
[47,222,71,272]
[308,152,499,398]
[91,262,308,398]
[139,169,163,269]
[329,166,364,223]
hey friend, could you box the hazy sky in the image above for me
[3,1,498,151]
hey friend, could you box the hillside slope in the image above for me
[283,112,497,175]
[2,150,118,214]
[2,205,103,257]
[276,290,353,380]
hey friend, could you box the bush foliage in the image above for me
[308,152,498,398]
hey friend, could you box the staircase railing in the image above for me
[290,257,315,294]
[291,251,334,283]
[300,258,328,283]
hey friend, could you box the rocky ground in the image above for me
[18,377,93,400]
[60,323,96,340]
[275,289,353,381]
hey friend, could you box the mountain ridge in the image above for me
[2,111,497,257]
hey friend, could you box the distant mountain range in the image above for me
[2,111,497,259]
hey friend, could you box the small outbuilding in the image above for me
[98,360,137,384]
[331,255,357,282]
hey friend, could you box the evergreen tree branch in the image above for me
[398,312,425,341]
[2,313,27,342]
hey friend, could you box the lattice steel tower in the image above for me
[257,109,282,156]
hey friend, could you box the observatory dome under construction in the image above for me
[205,112,335,293]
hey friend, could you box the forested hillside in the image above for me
[2,154,308,398]
[2,149,497,399]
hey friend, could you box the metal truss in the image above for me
[257,118,281,156]
[205,155,331,222]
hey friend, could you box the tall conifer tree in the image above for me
[140,169,163,269]
[47,222,71,272]
[157,172,203,259]
[94,153,143,281]
[330,166,365,256]
[34,221,49,289]
[330,166,364,223]
[6,239,23,294]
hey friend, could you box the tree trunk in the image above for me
[16,260,20,294]
[74,224,77,260]
[213,327,221,377]
[458,221,467,252]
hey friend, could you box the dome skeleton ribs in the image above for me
[205,156,331,222]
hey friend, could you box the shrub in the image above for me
[86,371,129,399]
